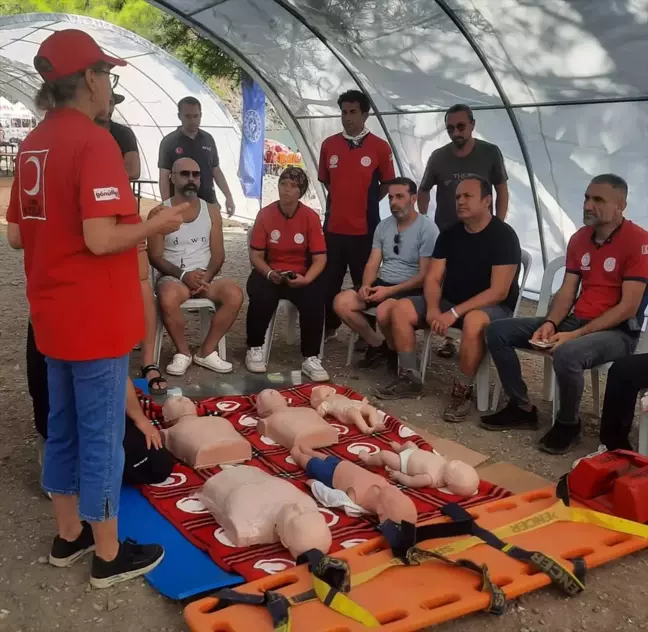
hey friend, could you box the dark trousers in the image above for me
[324,232,373,332]
[26,321,173,486]
[600,353,648,450]
[246,271,325,358]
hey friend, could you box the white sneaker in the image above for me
[245,347,267,373]
[302,356,329,382]
[194,350,233,374]
[166,353,192,376]
[572,444,607,470]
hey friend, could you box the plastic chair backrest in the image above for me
[535,255,566,317]
[511,249,533,317]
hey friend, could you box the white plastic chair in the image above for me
[261,299,325,365]
[491,254,563,412]
[153,298,226,367]
[419,249,533,413]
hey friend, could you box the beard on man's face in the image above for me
[181,184,199,197]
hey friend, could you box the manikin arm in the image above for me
[358,449,401,470]
[388,470,434,488]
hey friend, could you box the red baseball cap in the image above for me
[34,29,126,81]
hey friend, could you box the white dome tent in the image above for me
[0,12,260,222]
[143,0,648,290]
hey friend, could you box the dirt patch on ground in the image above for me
[0,179,646,631]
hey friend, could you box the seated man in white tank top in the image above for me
[147,157,244,376]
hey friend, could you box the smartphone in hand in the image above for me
[529,339,555,350]
[280,270,297,281]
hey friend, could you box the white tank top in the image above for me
[162,198,212,272]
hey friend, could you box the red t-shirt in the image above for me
[565,220,648,324]
[7,108,144,361]
[249,202,326,275]
[318,132,395,236]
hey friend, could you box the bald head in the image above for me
[171,157,201,199]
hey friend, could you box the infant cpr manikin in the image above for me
[310,385,384,435]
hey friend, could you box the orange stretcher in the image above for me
[185,486,648,631]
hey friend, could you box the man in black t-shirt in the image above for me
[158,96,235,215]
[375,177,521,419]
[96,92,140,180]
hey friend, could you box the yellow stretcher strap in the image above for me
[312,575,380,628]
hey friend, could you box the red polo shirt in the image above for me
[318,132,395,236]
[249,202,326,275]
[566,220,648,325]
[6,108,144,361]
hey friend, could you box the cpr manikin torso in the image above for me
[256,389,339,449]
[291,445,418,525]
[161,396,252,468]
[310,385,384,435]
[359,441,480,496]
[197,465,332,557]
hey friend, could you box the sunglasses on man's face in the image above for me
[446,123,468,133]
[178,170,201,178]
[393,233,401,255]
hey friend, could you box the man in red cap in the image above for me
[9,29,186,588]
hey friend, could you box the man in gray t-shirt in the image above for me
[334,178,438,370]
[418,104,509,232]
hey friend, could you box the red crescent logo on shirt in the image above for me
[19,149,49,220]
[175,147,184,155]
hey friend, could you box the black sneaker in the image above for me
[90,538,164,589]
[374,370,423,400]
[480,400,539,431]
[357,342,387,369]
[49,521,95,568]
[539,422,581,455]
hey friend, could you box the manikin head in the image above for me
[276,503,332,558]
[443,460,480,497]
[161,395,197,428]
[369,485,418,525]
[310,385,336,409]
[256,389,289,417]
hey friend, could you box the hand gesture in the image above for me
[267,270,282,285]
[531,321,556,344]
[151,202,188,235]
[358,285,373,302]
[182,270,205,291]
[225,196,235,217]
[287,273,309,288]
[135,421,164,450]
[549,330,580,352]
[427,309,457,336]
[366,285,391,303]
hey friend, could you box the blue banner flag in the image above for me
[238,74,265,200]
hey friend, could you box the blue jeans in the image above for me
[487,316,636,424]
[42,355,129,522]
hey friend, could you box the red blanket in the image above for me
[139,383,510,581]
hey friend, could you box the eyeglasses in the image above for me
[177,170,201,178]
[95,70,120,89]
[446,122,468,133]
[393,233,401,255]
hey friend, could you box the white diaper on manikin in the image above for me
[399,447,417,472]
[309,480,369,517]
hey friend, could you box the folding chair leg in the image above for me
[551,369,560,425]
[286,304,299,345]
[639,395,648,456]
[218,335,227,362]
[153,311,164,367]
[199,307,212,344]
[475,354,490,412]
[491,377,502,411]
[346,332,359,366]
[591,369,601,417]
[419,331,434,385]
[263,312,278,366]
[543,355,554,401]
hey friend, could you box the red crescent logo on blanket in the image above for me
[253,559,295,575]
[347,442,380,456]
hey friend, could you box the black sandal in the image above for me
[142,364,168,395]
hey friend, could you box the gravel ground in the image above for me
[1,178,647,631]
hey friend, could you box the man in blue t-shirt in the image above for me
[334,177,438,370]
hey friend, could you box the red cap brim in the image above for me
[103,54,127,68]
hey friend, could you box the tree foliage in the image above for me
[0,0,240,81]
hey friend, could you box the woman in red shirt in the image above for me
[246,167,329,380]
[6,30,185,589]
